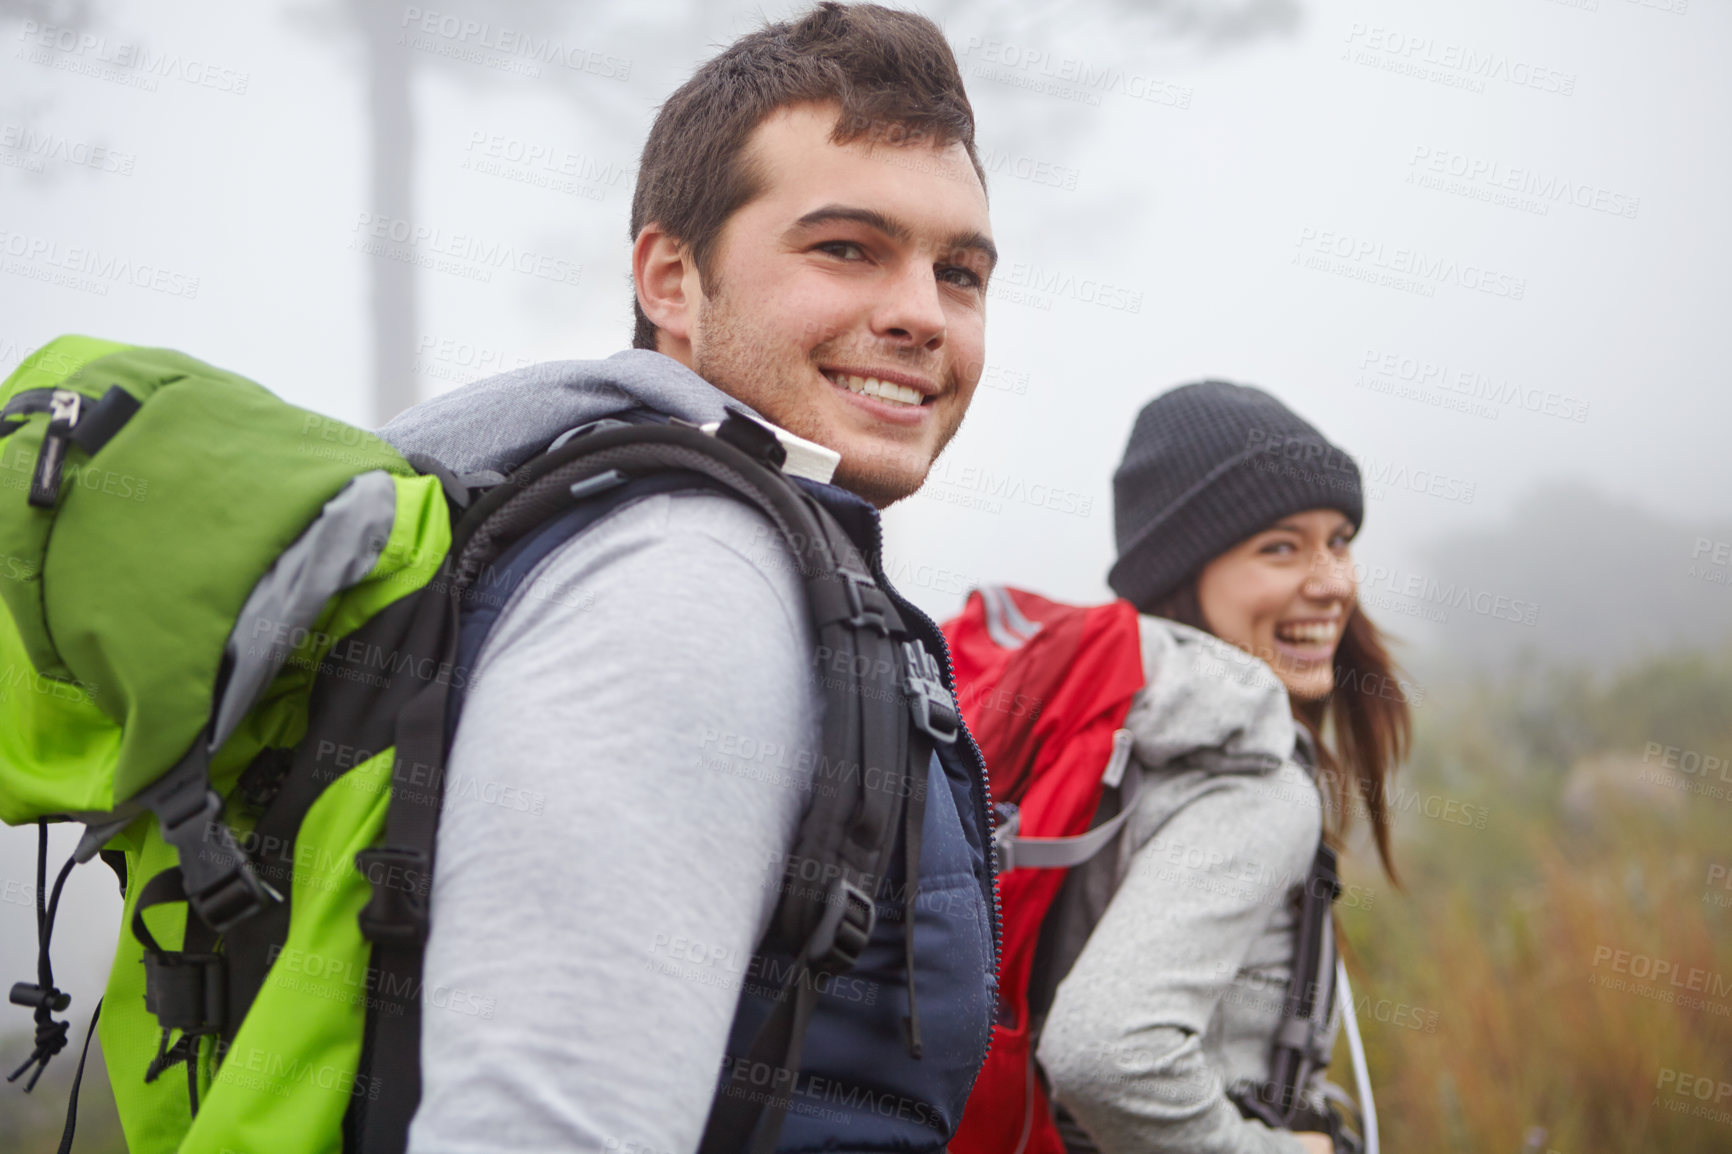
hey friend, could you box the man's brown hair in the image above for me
[629,1,984,350]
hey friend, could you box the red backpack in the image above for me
[942,586,1146,1154]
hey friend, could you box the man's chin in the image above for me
[830,442,930,509]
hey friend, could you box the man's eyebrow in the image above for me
[948,229,998,271]
[791,204,910,242]
[790,204,998,270]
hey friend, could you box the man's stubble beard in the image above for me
[691,291,967,508]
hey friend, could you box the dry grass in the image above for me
[1334,655,1732,1153]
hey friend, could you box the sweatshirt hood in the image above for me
[375,349,768,476]
[1122,616,1296,775]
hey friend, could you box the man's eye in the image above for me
[939,265,983,289]
[817,241,866,261]
[1260,541,1296,555]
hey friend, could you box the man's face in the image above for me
[676,103,994,507]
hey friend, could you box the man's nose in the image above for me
[874,263,946,351]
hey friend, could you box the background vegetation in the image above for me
[1338,644,1732,1153]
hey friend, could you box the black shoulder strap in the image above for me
[350,412,953,1154]
[348,567,462,1152]
[1231,839,1341,1128]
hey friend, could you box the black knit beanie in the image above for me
[1107,380,1364,613]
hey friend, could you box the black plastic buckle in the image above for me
[192,869,280,937]
[839,569,891,635]
[900,641,959,745]
[805,878,875,972]
[142,951,226,1034]
[161,787,279,934]
[355,847,432,946]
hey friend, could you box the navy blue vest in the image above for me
[447,453,1000,1153]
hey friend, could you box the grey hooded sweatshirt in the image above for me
[1036,616,1335,1154]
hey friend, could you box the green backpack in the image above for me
[2,334,447,1154]
[1,336,951,1153]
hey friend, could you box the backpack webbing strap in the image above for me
[992,730,1139,872]
[349,567,463,1154]
[88,738,281,936]
[907,675,935,1060]
[1230,840,1341,1127]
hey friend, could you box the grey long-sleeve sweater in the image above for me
[1036,615,1334,1154]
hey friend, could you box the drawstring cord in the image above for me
[8,822,79,1091]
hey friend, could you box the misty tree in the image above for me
[282,0,650,424]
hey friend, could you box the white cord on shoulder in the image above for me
[1336,958,1380,1154]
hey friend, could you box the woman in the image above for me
[1036,381,1410,1154]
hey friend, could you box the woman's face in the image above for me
[1195,507,1358,702]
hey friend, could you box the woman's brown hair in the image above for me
[1145,582,1411,882]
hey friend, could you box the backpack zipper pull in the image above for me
[27,390,82,509]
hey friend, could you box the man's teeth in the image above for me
[1276,622,1339,645]
[828,372,923,406]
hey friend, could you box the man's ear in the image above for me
[633,224,699,362]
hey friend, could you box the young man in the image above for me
[379,5,999,1152]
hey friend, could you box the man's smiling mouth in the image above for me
[821,369,930,407]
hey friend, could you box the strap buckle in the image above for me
[900,641,959,745]
[142,951,226,1034]
[805,878,875,972]
[159,786,279,934]
[355,847,432,946]
[190,867,279,937]
[839,569,892,635]
[1308,844,1344,904]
